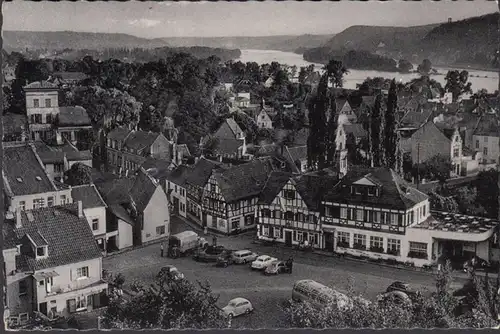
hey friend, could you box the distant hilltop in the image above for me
[299,12,500,70]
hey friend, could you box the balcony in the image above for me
[43,279,108,299]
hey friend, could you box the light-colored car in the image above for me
[232,250,258,264]
[251,255,277,270]
[222,297,254,318]
[160,265,184,280]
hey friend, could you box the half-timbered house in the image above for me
[321,167,430,262]
[202,158,276,234]
[257,171,338,248]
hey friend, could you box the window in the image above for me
[36,247,46,257]
[368,187,375,196]
[33,198,45,209]
[19,201,26,211]
[60,195,67,205]
[261,209,271,218]
[283,189,295,200]
[39,280,44,286]
[353,234,366,249]
[423,205,426,216]
[372,211,379,223]
[231,220,239,229]
[34,114,42,123]
[47,197,54,207]
[356,209,364,221]
[390,214,398,226]
[453,147,459,158]
[274,227,281,238]
[296,212,305,222]
[337,232,350,247]
[244,215,253,226]
[370,236,383,251]
[273,210,282,219]
[156,225,166,235]
[45,99,51,108]
[308,214,317,223]
[55,164,63,173]
[46,114,52,124]
[76,296,87,310]
[476,140,479,149]
[92,219,99,231]
[175,185,178,193]
[409,241,428,259]
[19,280,28,296]
[285,211,294,220]
[340,207,348,219]
[484,147,488,156]
[263,226,269,237]
[355,187,362,195]
[485,136,489,142]
[33,99,40,108]
[387,238,401,255]
[76,267,89,279]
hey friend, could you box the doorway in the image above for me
[324,232,334,252]
[173,198,180,216]
[39,302,48,316]
[285,231,292,247]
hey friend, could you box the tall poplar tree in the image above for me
[325,93,338,167]
[383,79,398,169]
[370,94,383,167]
[306,73,328,170]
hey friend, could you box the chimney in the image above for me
[15,208,22,228]
[77,200,83,218]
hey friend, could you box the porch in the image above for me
[432,238,490,270]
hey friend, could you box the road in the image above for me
[102,216,469,329]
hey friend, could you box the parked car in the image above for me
[251,255,277,270]
[232,250,258,264]
[193,246,229,262]
[377,290,412,306]
[216,251,234,268]
[158,265,184,280]
[386,281,421,298]
[222,298,254,318]
[264,260,291,275]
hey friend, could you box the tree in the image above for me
[422,154,453,184]
[417,59,432,75]
[102,270,229,329]
[398,59,413,73]
[444,70,473,102]
[64,163,93,186]
[325,94,338,167]
[369,94,383,167]
[382,79,398,169]
[474,170,499,218]
[307,73,329,170]
[324,59,348,88]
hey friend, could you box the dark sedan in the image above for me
[193,246,229,262]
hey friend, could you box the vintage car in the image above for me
[264,260,291,275]
[222,298,254,318]
[251,255,277,270]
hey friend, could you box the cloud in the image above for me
[128,18,161,28]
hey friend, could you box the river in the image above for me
[237,49,499,93]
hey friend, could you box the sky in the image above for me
[3,0,499,39]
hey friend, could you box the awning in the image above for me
[33,271,59,280]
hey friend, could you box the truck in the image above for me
[167,231,208,259]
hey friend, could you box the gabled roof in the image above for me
[37,151,66,165]
[215,138,245,156]
[283,145,308,174]
[214,158,277,203]
[185,157,226,188]
[293,173,339,210]
[23,81,58,90]
[95,177,136,205]
[129,168,160,212]
[65,150,92,161]
[225,118,244,138]
[411,120,451,145]
[124,131,163,152]
[342,124,368,138]
[58,106,91,126]
[164,165,190,186]
[336,99,350,112]
[258,171,293,205]
[71,184,107,209]
[323,167,428,210]
[6,203,103,272]
[399,109,433,129]
[108,126,132,142]
[176,144,191,157]
[3,145,57,197]
[473,114,500,137]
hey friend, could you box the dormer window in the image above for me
[36,246,47,257]
[355,187,362,195]
[368,187,375,196]
[283,189,295,200]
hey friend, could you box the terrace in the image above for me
[413,211,499,234]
